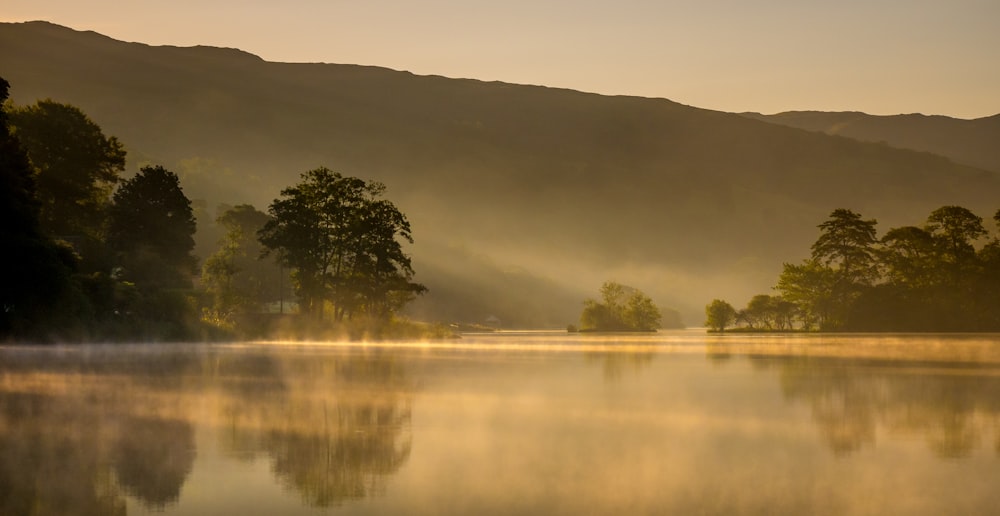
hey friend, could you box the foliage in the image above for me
[259,167,426,322]
[9,99,125,241]
[731,205,1000,332]
[201,204,285,319]
[704,299,737,332]
[579,281,661,332]
[108,165,197,290]
[0,77,84,339]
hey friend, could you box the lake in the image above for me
[1,331,999,515]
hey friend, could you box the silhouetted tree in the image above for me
[108,165,197,289]
[0,77,83,339]
[259,168,425,321]
[9,100,125,242]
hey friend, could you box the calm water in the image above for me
[2,331,999,515]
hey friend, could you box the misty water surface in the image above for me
[1,331,999,515]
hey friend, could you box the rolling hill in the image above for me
[742,110,1000,174]
[2,21,999,327]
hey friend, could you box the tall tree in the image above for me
[0,78,81,338]
[811,208,879,286]
[108,165,197,289]
[704,299,737,332]
[924,205,986,266]
[258,167,424,321]
[9,100,125,240]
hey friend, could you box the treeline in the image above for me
[707,206,1000,332]
[0,77,425,342]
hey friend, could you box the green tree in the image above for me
[9,100,125,241]
[775,259,838,330]
[579,281,661,331]
[108,165,197,290]
[258,168,425,322]
[202,204,283,317]
[624,290,662,331]
[705,299,737,332]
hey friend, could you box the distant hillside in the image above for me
[742,111,1000,173]
[3,21,999,326]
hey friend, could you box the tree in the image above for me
[202,204,283,317]
[705,299,737,332]
[812,208,879,286]
[258,167,425,322]
[9,100,125,240]
[0,77,85,338]
[775,259,838,330]
[108,165,197,289]
[924,205,986,266]
[879,226,937,288]
[578,281,661,331]
[624,290,662,331]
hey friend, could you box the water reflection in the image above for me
[714,337,1000,458]
[216,351,413,507]
[583,350,655,381]
[2,336,999,515]
[0,346,413,513]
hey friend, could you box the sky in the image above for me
[3,0,999,119]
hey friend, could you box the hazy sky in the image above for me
[4,0,999,118]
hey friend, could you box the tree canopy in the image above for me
[715,205,1000,332]
[9,99,125,240]
[108,165,197,289]
[0,78,82,338]
[579,281,661,332]
[202,204,285,318]
[258,167,425,322]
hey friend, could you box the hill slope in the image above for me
[2,21,999,326]
[742,111,1000,173]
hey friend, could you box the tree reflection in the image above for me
[112,416,195,508]
[584,350,655,381]
[0,349,196,514]
[216,351,413,507]
[744,354,1000,458]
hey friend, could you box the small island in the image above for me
[573,281,662,332]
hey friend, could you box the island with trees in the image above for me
[574,281,662,332]
[706,207,1000,332]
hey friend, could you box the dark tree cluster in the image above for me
[710,206,1000,332]
[1,76,200,340]
[0,77,424,342]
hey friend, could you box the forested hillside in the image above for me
[3,21,998,326]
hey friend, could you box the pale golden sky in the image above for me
[4,0,999,118]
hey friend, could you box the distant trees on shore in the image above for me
[709,206,1000,332]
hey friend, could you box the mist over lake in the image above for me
[2,332,998,515]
